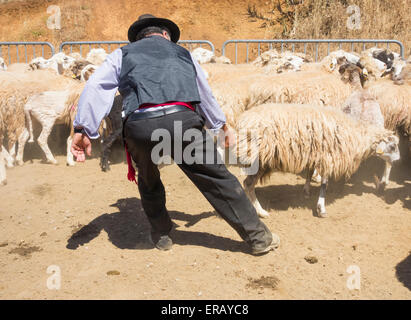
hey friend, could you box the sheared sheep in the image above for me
[230,103,400,218]
[252,49,311,74]
[85,48,108,66]
[29,52,76,75]
[80,64,98,82]
[19,84,84,166]
[191,47,215,64]
[339,63,384,128]
[62,59,94,80]
[319,49,360,74]
[357,50,388,79]
[191,47,232,65]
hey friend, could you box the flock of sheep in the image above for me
[0,44,410,219]
[198,46,410,217]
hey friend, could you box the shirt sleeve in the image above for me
[191,53,226,132]
[73,48,122,139]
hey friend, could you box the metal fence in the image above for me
[0,39,404,65]
[0,41,55,64]
[222,39,405,64]
[59,40,215,57]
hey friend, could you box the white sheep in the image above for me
[0,57,7,71]
[191,47,215,64]
[19,85,84,166]
[86,48,108,66]
[357,50,388,79]
[319,49,360,74]
[253,49,311,74]
[230,103,400,218]
[392,58,411,85]
[29,52,75,75]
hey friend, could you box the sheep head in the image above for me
[339,63,368,87]
[373,134,400,164]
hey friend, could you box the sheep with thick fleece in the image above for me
[210,73,269,128]
[0,88,29,185]
[231,103,400,218]
[249,68,352,108]
[202,63,261,85]
[367,80,411,134]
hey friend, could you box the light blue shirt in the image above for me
[73,47,226,139]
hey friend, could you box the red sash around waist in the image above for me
[138,101,195,111]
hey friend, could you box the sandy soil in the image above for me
[0,145,410,300]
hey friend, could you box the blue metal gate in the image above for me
[59,40,215,57]
[0,41,55,64]
[222,39,405,64]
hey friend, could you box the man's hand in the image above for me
[222,124,236,148]
[71,133,92,162]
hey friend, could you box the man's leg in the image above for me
[123,118,173,249]
[170,110,278,252]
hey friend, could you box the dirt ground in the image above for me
[0,142,410,300]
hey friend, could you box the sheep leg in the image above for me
[9,143,16,159]
[66,134,75,166]
[316,176,328,218]
[100,129,121,172]
[243,172,269,218]
[303,168,315,199]
[0,147,7,185]
[16,128,30,166]
[2,147,14,168]
[37,121,58,164]
[376,162,392,193]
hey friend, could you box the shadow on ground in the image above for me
[396,252,411,292]
[66,197,246,253]
[250,157,411,214]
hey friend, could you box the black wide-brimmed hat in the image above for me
[128,14,180,43]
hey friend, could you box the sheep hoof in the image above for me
[47,159,58,165]
[1,180,7,186]
[6,163,14,169]
[316,204,327,218]
[101,163,110,172]
[257,209,270,218]
[377,182,387,195]
[16,160,24,166]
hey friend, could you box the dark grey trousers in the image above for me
[123,108,272,249]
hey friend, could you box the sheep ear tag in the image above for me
[376,148,384,154]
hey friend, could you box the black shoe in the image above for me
[150,233,173,251]
[251,233,280,255]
